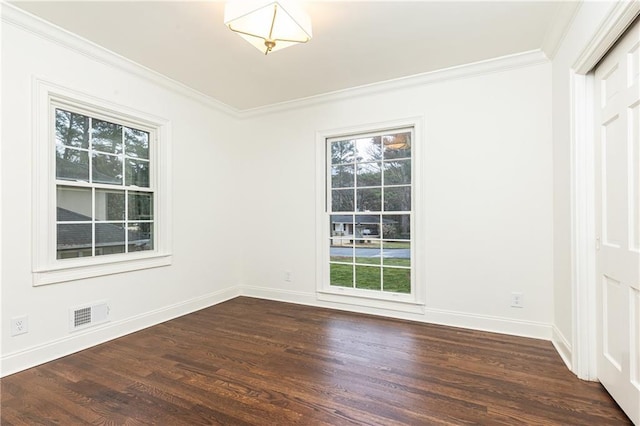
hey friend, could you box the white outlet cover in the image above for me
[511,292,524,308]
[11,315,28,336]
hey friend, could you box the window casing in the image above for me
[33,81,171,285]
[317,119,424,310]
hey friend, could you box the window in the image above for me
[317,119,423,309]
[55,108,154,259]
[33,81,171,285]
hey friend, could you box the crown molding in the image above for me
[541,1,582,60]
[0,2,240,117]
[2,2,551,120]
[238,49,550,118]
[573,0,640,74]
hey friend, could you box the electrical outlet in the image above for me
[11,315,29,336]
[511,292,524,308]
[285,271,292,282]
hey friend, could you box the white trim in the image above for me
[541,1,581,60]
[32,78,173,285]
[317,291,426,315]
[0,2,237,117]
[570,1,639,380]
[573,1,640,74]
[570,71,598,381]
[552,325,573,371]
[241,50,548,118]
[0,286,240,377]
[316,116,425,308]
[240,285,552,340]
[33,255,173,286]
[0,29,3,360]
[2,3,550,119]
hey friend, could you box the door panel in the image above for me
[595,18,640,425]
[633,287,640,388]
[603,275,623,370]
[602,114,624,247]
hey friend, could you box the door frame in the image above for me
[571,1,640,381]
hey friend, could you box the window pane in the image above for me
[95,223,125,256]
[330,239,353,263]
[356,188,381,212]
[124,127,149,159]
[56,147,89,182]
[355,265,381,290]
[330,263,353,287]
[128,192,153,220]
[57,186,91,221]
[326,127,413,299]
[383,268,411,293]
[355,136,382,162]
[128,222,153,251]
[382,241,411,267]
[331,214,352,237]
[331,165,354,188]
[355,214,380,239]
[332,189,354,212]
[382,215,411,240]
[356,162,381,187]
[57,223,92,259]
[330,140,355,165]
[92,152,123,185]
[384,186,411,211]
[384,160,411,185]
[383,132,411,159]
[355,241,381,265]
[126,159,150,187]
[55,109,89,149]
[95,189,125,221]
[92,119,123,154]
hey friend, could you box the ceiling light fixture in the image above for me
[224,0,312,55]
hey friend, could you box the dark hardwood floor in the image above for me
[1,297,631,425]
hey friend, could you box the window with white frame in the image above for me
[55,107,154,259]
[32,82,171,286]
[323,126,415,301]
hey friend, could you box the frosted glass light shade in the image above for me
[224,0,312,54]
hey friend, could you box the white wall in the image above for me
[239,60,554,338]
[2,5,559,376]
[1,12,242,375]
[550,0,621,365]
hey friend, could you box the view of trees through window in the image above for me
[328,128,412,294]
[55,108,154,259]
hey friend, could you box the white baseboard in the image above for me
[1,286,240,377]
[551,325,573,371]
[2,285,558,377]
[239,285,552,341]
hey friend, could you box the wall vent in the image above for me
[69,301,109,332]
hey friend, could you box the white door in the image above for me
[594,18,640,425]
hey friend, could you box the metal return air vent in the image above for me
[69,302,109,332]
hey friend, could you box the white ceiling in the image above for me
[11,1,573,111]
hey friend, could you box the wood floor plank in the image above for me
[1,297,632,425]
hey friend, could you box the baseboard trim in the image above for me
[551,325,573,372]
[0,286,240,377]
[240,285,552,341]
[2,286,558,377]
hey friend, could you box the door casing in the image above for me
[570,2,640,381]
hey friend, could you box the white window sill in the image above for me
[33,253,172,286]
[317,288,425,314]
